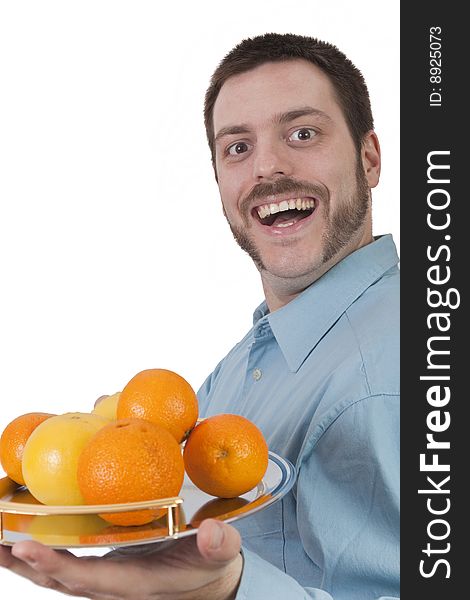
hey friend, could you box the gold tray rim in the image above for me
[0,451,295,549]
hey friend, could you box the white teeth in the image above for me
[257,205,269,219]
[256,197,316,219]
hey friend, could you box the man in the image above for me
[0,33,399,599]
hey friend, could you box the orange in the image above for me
[0,412,55,485]
[183,414,269,498]
[22,412,110,505]
[117,368,198,443]
[77,418,185,526]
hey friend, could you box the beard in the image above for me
[226,158,370,274]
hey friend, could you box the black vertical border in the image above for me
[401,3,465,598]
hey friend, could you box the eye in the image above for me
[227,141,251,156]
[288,127,317,142]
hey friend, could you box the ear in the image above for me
[361,131,381,189]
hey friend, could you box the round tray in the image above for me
[0,451,295,549]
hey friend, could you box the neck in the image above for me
[262,229,374,313]
[261,266,327,313]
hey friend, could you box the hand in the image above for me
[0,518,243,599]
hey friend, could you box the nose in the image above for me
[252,139,294,181]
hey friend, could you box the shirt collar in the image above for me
[252,235,399,372]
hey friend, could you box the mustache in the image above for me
[240,177,328,218]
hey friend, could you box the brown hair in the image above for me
[204,32,374,170]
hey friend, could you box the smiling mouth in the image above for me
[252,197,316,228]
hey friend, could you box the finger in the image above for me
[0,544,13,565]
[196,519,241,564]
[12,540,147,598]
[1,544,72,595]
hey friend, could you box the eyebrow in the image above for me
[214,124,251,144]
[214,106,333,143]
[277,107,333,125]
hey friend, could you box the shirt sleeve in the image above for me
[235,393,400,600]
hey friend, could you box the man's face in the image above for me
[212,59,378,287]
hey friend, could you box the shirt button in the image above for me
[252,368,262,381]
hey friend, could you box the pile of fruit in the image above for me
[0,368,268,527]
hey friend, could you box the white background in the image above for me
[0,0,399,595]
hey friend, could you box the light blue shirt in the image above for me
[197,235,400,600]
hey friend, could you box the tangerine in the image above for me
[77,418,185,526]
[117,368,198,443]
[0,412,55,485]
[183,414,269,498]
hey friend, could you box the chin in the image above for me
[261,257,325,282]
[262,245,323,274]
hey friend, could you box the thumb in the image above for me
[196,519,241,564]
